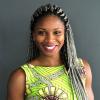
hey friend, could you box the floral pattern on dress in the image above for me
[39,86,68,100]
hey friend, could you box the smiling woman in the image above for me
[33,15,65,57]
[7,3,94,100]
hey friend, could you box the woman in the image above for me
[7,3,94,100]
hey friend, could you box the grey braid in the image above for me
[28,3,88,100]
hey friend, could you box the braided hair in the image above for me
[28,3,88,100]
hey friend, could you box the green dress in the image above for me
[21,63,83,100]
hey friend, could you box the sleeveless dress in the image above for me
[21,59,86,100]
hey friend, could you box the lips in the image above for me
[44,45,55,50]
[42,44,57,52]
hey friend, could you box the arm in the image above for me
[7,68,25,100]
[83,59,94,100]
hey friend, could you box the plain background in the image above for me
[0,0,100,99]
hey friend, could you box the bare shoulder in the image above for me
[82,59,94,100]
[7,68,25,100]
[8,68,25,85]
[82,59,92,85]
[82,59,92,77]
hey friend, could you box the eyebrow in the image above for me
[36,27,64,30]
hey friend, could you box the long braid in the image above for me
[65,23,88,99]
[28,3,88,99]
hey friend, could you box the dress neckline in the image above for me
[28,63,64,68]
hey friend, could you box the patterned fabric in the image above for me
[21,59,85,100]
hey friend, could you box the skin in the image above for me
[83,59,94,100]
[7,15,94,100]
[31,16,65,66]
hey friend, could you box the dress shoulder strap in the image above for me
[77,58,86,75]
[21,64,36,95]
[21,64,33,82]
[78,58,84,67]
[78,58,86,87]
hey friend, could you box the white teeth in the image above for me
[45,46,55,50]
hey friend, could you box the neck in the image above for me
[37,54,63,66]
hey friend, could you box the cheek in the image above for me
[32,32,45,43]
[58,35,64,45]
[34,36,45,44]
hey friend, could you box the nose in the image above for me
[44,33,55,43]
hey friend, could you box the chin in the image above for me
[41,51,59,57]
[43,53,56,57]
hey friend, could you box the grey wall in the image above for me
[0,0,100,99]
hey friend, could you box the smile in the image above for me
[43,45,57,52]
[45,46,55,50]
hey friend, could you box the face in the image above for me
[32,15,65,57]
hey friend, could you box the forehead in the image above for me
[34,15,65,30]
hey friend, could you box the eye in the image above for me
[54,31,62,36]
[37,31,46,36]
